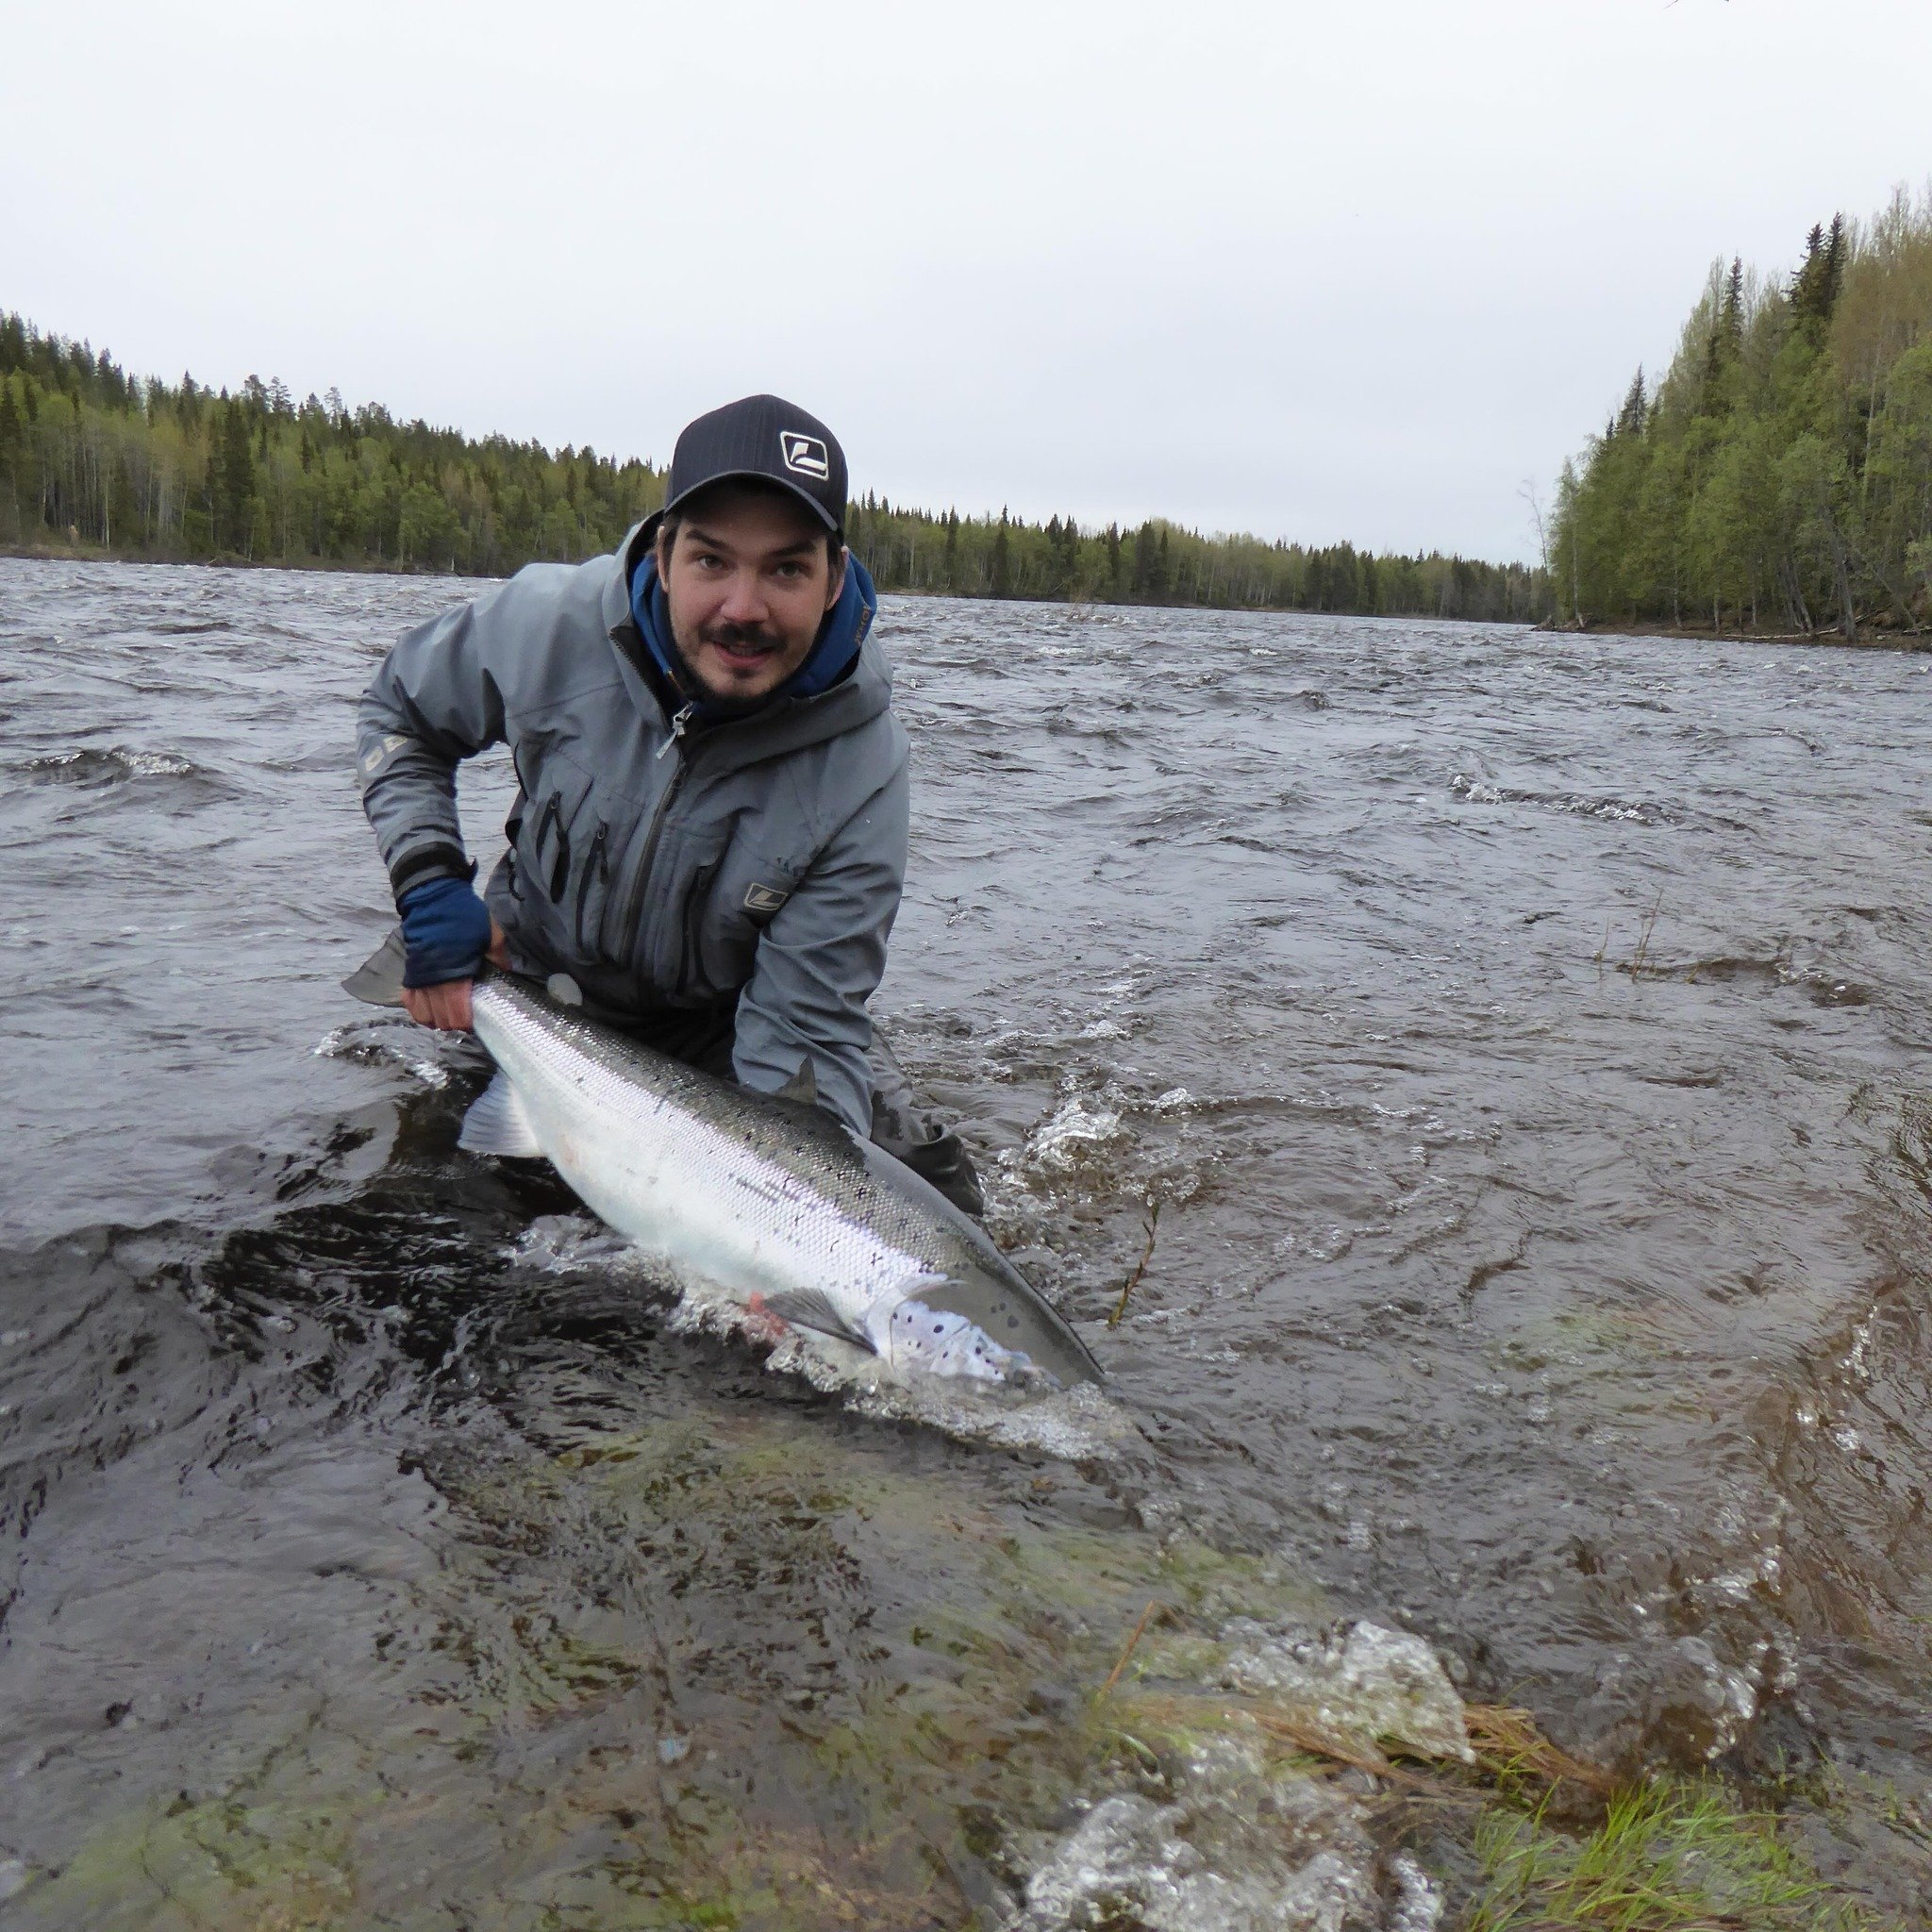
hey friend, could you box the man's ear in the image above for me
[824,544,849,610]
[655,525,676,578]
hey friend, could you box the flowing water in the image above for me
[4,557,1932,1926]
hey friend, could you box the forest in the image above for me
[1550,184,1932,638]
[0,311,1542,624]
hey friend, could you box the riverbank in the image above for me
[0,539,1532,625]
[1538,614,1930,652]
[0,539,461,579]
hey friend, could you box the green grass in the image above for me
[1465,1779,1883,1932]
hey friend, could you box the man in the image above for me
[356,393,982,1213]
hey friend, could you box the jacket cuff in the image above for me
[389,842,475,908]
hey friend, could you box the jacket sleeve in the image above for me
[357,589,513,904]
[731,759,910,1140]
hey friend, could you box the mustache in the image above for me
[698,620,783,654]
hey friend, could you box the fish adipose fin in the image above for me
[763,1286,874,1351]
[341,926,409,1008]
[775,1058,820,1108]
[458,1071,545,1159]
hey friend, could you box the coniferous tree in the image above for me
[217,402,256,554]
[1552,192,1932,638]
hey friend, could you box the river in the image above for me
[3,558,1930,1925]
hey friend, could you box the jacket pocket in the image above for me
[678,863,719,994]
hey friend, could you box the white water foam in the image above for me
[1024,1095,1125,1173]
[313,1023,451,1089]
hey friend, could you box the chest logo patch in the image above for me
[743,882,791,915]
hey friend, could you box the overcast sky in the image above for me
[5,0,1927,563]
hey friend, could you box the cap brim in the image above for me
[661,470,841,533]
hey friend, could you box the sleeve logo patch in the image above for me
[359,733,410,778]
[743,882,791,914]
[778,432,830,480]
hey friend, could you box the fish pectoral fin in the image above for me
[458,1070,546,1159]
[762,1286,874,1353]
[341,926,408,1008]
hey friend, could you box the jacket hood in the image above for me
[625,522,877,721]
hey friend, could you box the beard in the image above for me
[669,618,796,716]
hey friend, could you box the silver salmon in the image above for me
[345,934,1102,1391]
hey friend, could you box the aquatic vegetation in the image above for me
[1464,1779,1885,1932]
[17,1780,366,1931]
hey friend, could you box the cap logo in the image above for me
[779,431,829,480]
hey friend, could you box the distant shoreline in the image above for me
[0,541,1526,626]
[1536,615,1930,654]
[1,540,465,581]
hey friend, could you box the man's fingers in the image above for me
[487,919,510,970]
[430,981,475,1030]
[402,979,475,1031]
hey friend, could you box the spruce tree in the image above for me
[218,403,256,553]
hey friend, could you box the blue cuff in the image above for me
[399,875,493,989]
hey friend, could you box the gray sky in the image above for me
[6,0,1928,563]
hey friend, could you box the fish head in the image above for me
[879,1293,1052,1391]
[896,1260,1104,1392]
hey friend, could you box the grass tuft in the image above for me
[1465,1779,1882,1932]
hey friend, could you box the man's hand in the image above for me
[397,873,510,1031]
[399,922,510,1030]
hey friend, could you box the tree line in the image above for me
[0,310,1543,622]
[1550,185,1932,638]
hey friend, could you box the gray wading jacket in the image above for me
[357,521,909,1139]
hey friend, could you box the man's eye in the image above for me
[774,562,806,579]
[693,553,724,571]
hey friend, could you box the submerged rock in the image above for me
[1215,1619,1474,1764]
[1010,1734,1440,1932]
[1008,1620,1472,1929]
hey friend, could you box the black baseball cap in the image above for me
[663,393,848,536]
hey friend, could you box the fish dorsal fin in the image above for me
[776,1058,820,1108]
[762,1286,873,1351]
[341,926,409,1008]
[458,1070,545,1159]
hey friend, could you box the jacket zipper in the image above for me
[619,703,696,963]
[531,792,567,901]
[574,822,609,953]
[678,862,719,989]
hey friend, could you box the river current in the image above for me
[4,558,1932,1924]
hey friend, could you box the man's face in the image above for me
[657,485,846,708]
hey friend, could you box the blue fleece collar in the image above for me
[627,548,876,720]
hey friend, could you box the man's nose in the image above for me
[717,568,770,625]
